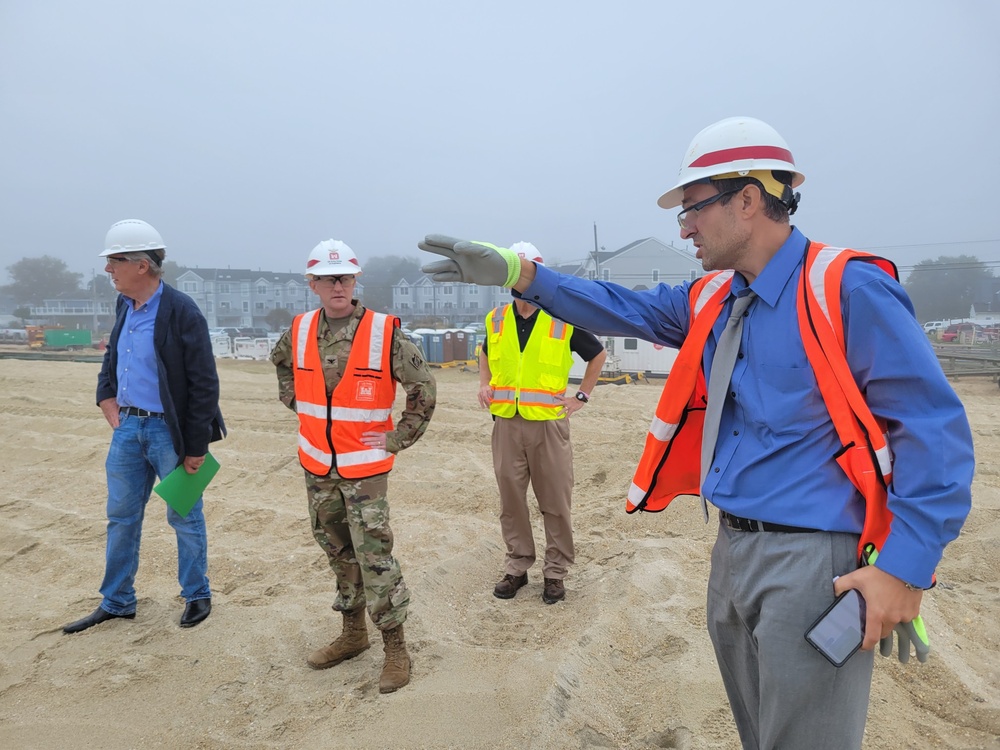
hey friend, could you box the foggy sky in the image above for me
[1,1,998,284]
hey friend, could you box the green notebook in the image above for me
[153,453,220,517]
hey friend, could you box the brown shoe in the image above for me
[542,578,565,604]
[307,607,370,670]
[379,624,411,694]
[493,572,528,599]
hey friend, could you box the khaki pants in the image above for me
[491,413,574,579]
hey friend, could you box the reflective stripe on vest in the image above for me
[485,304,574,421]
[625,273,729,514]
[490,307,504,335]
[291,308,398,478]
[627,243,899,562]
[797,243,897,557]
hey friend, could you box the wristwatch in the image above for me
[574,391,589,403]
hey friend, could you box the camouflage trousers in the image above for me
[305,469,409,631]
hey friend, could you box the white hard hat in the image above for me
[305,239,363,276]
[510,241,544,266]
[657,117,805,209]
[101,219,166,257]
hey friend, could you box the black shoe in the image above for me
[180,598,212,628]
[493,573,528,599]
[542,578,565,605]
[63,606,135,634]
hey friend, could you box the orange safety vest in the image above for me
[627,242,897,560]
[290,308,398,478]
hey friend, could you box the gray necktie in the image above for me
[700,291,757,521]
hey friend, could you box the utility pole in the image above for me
[91,268,99,334]
[592,222,602,280]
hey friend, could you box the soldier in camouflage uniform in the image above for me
[271,239,435,693]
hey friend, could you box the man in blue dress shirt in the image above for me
[418,118,974,750]
[63,219,225,633]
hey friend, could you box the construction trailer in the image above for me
[569,336,679,381]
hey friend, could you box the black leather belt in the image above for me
[720,510,817,534]
[120,406,164,418]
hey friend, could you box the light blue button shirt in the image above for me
[116,282,164,412]
[518,227,973,587]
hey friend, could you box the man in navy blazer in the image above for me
[63,219,226,633]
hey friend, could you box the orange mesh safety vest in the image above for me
[627,242,897,560]
[291,308,398,478]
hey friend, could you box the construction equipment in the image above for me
[25,326,92,350]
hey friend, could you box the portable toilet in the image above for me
[453,329,469,361]
[442,330,455,363]
[411,329,437,362]
[423,331,445,363]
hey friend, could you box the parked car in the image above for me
[237,327,269,339]
[922,320,947,334]
[940,323,983,343]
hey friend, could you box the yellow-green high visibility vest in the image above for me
[486,304,574,421]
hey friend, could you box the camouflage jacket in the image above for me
[270,303,436,453]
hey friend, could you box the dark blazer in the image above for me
[97,283,226,461]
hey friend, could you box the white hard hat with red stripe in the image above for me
[304,239,363,276]
[510,241,544,266]
[657,116,805,209]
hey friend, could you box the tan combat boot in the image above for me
[379,624,411,693]
[307,607,370,670]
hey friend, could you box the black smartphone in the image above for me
[804,589,866,667]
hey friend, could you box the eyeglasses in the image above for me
[313,274,356,287]
[106,255,136,265]
[677,189,740,230]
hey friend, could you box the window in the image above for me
[443,286,453,295]
[242,301,249,312]
[241,283,250,296]
[183,282,197,292]
[651,269,660,283]
[285,302,295,310]
[400,302,409,310]
[602,269,611,281]
[205,282,214,292]
[624,338,638,350]
[256,284,267,295]
[690,270,699,281]
[424,302,433,310]
[399,287,409,296]
[274,288,281,298]
[220,302,231,310]
[218,283,231,293]
[255,302,265,311]
[207,301,214,312]
[468,286,478,295]
[588,270,596,280]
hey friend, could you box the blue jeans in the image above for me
[99,414,210,614]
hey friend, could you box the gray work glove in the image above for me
[418,234,522,287]
[879,617,930,663]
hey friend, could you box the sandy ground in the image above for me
[1,358,999,750]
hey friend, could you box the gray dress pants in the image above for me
[707,522,875,750]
